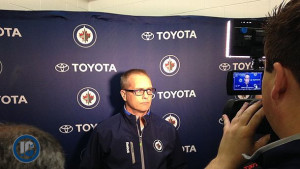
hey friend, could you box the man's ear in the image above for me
[271,62,287,100]
[120,90,127,101]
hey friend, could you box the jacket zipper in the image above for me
[136,124,145,169]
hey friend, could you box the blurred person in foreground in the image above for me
[0,123,65,169]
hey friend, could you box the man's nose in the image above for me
[142,91,149,99]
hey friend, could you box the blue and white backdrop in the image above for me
[0,10,253,169]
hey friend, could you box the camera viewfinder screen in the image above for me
[233,72,263,91]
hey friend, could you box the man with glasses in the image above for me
[80,69,187,169]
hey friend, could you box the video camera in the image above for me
[223,18,273,135]
[223,57,272,135]
[224,73,273,136]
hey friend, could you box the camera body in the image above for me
[224,63,274,135]
[224,18,276,137]
[223,99,272,135]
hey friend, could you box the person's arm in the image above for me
[167,131,188,169]
[80,130,104,169]
[205,101,270,169]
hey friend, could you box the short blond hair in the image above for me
[120,69,150,89]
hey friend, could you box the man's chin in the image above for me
[137,107,150,114]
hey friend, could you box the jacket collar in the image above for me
[123,105,150,116]
[122,105,151,127]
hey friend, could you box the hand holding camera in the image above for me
[213,101,271,169]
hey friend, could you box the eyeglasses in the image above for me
[124,88,156,96]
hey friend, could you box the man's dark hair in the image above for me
[0,123,65,169]
[264,0,300,84]
[120,69,150,89]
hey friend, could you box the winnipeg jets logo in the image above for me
[73,24,97,48]
[160,55,180,76]
[77,87,100,109]
[153,140,163,152]
[163,113,180,130]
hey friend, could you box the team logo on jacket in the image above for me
[77,87,100,109]
[163,113,180,130]
[73,24,97,48]
[153,140,163,152]
[160,55,180,76]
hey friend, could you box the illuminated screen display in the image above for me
[233,71,263,91]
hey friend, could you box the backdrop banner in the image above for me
[0,10,254,168]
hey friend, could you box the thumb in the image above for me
[254,134,271,151]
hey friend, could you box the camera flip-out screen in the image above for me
[227,70,264,95]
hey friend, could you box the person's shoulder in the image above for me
[94,113,123,132]
[150,113,176,130]
[150,113,179,139]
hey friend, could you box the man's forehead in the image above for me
[128,73,149,80]
[127,74,152,87]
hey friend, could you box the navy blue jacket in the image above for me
[80,111,188,169]
[242,134,300,169]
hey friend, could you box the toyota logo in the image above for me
[59,125,73,134]
[219,63,231,71]
[55,63,70,72]
[141,32,154,41]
